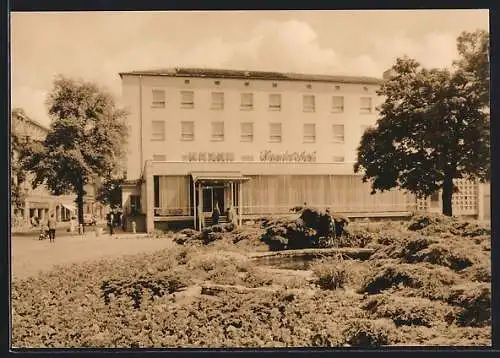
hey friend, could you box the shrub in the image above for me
[358,263,457,296]
[407,213,455,232]
[260,208,351,251]
[451,222,490,237]
[312,258,349,290]
[261,219,318,251]
[100,273,188,309]
[233,232,252,243]
[342,319,399,347]
[361,294,456,327]
[446,283,491,327]
[373,236,436,261]
[409,244,473,271]
[342,226,376,248]
[300,208,335,238]
[463,264,491,283]
[180,228,199,237]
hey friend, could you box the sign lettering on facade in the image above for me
[182,152,235,162]
[259,150,317,163]
[182,151,317,163]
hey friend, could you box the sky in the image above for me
[11,10,489,127]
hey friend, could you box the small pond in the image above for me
[253,255,329,270]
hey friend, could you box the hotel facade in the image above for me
[119,68,490,233]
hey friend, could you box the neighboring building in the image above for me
[11,108,106,229]
[119,67,490,233]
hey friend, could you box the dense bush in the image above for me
[311,257,349,290]
[261,219,317,251]
[372,235,436,261]
[260,208,352,251]
[409,244,473,271]
[408,214,490,238]
[341,319,399,347]
[408,213,455,232]
[100,273,188,309]
[462,263,491,283]
[446,283,491,327]
[361,294,456,327]
[358,262,457,296]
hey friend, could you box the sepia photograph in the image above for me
[10,9,491,349]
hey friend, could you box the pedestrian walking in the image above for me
[107,211,115,236]
[47,214,57,242]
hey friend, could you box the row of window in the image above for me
[151,90,373,114]
[151,121,371,143]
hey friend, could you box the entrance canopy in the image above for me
[190,171,250,183]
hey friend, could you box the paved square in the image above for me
[11,231,175,280]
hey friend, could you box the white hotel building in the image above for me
[119,68,489,233]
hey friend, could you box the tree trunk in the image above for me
[442,173,453,216]
[77,176,85,233]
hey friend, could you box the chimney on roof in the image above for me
[383,68,397,80]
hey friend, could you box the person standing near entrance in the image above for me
[227,203,237,226]
[47,214,57,242]
[212,202,220,226]
[107,211,115,236]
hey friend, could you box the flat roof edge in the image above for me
[118,70,382,85]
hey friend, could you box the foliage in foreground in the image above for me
[260,208,350,251]
[12,214,491,348]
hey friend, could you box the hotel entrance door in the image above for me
[201,186,225,213]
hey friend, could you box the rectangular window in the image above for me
[153,154,166,161]
[211,122,224,141]
[151,121,165,141]
[268,94,282,111]
[360,97,372,113]
[303,123,316,143]
[332,96,344,113]
[181,121,194,141]
[269,123,282,143]
[332,156,345,162]
[211,92,224,110]
[240,93,254,110]
[332,124,345,143]
[240,122,254,142]
[303,94,315,112]
[152,90,165,108]
[181,91,194,108]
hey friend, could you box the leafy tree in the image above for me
[454,29,489,107]
[96,176,124,209]
[10,129,27,211]
[20,76,128,230]
[354,30,489,217]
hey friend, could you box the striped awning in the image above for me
[190,171,250,182]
